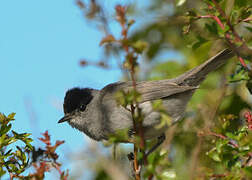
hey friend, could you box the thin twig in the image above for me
[200,0,249,69]
[204,130,252,158]
[116,5,148,179]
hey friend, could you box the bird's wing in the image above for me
[100,80,197,104]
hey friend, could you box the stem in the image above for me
[128,52,147,165]
[200,0,249,69]
[134,146,140,180]
[211,174,227,178]
[207,131,252,157]
[198,15,224,29]
[212,0,242,42]
[207,131,239,148]
[225,35,248,69]
[120,15,147,178]
[210,0,249,69]
[148,174,154,180]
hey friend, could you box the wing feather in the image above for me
[100,80,197,104]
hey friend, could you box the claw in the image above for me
[127,152,134,161]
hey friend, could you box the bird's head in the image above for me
[58,88,93,123]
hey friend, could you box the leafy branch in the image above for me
[0,113,68,179]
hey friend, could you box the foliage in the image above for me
[0,113,67,179]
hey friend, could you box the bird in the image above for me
[58,48,234,152]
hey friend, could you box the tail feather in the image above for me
[172,49,234,86]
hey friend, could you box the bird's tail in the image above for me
[172,49,234,86]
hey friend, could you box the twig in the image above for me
[204,130,252,157]
[189,137,203,180]
[200,0,249,70]
[210,173,227,178]
[207,131,239,148]
[198,15,224,29]
[115,5,148,179]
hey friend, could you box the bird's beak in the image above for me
[58,114,71,123]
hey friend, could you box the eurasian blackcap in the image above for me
[58,49,234,145]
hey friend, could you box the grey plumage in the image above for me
[58,49,234,142]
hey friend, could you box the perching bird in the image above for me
[58,49,234,148]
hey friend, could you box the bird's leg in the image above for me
[127,134,166,166]
[127,152,135,178]
[127,152,141,178]
[127,132,166,166]
[127,134,166,158]
[127,152,135,161]
[145,134,166,157]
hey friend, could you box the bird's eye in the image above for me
[79,104,86,111]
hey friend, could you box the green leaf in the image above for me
[16,149,22,159]
[225,132,236,139]
[152,100,163,110]
[216,140,223,153]
[0,134,7,147]
[160,170,177,179]
[155,113,172,129]
[192,36,208,50]
[7,113,16,121]
[7,137,18,145]
[176,0,186,6]
[115,90,127,107]
[234,0,249,8]
[12,130,18,137]
[107,128,129,143]
[132,40,148,54]
[21,133,31,138]
[239,145,250,151]
[0,167,6,178]
[25,144,34,151]
[225,0,235,16]
[244,166,252,177]
[186,10,197,17]
[0,124,12,136]
[127,19,135,27]
[4,149,12,156]
[205,22,218,36]
[222,120,230,130]
[207,148,221,162]
[0,113,6,123]
[247,38,252,49]
[245,26,252,32]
